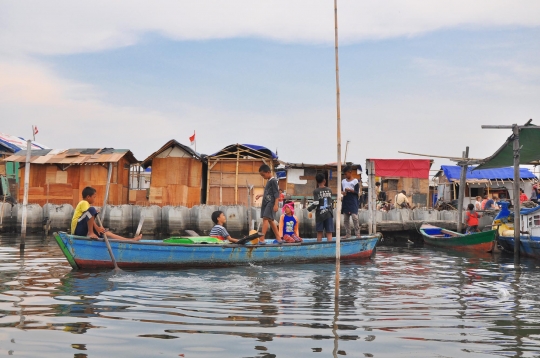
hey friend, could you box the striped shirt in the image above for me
[209,225,230,240]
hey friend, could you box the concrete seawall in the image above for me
[0,203,497,238]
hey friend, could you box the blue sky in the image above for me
[1,1,539,175]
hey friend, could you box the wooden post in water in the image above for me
[512,124,521,260]
[333,0,342,261]
[367,160,377,234]
[20,140,32,250]
[457,147,469,233]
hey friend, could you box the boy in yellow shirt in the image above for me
[72,187,142,241]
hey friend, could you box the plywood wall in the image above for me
[18,158,131,207]
[148,157,202,207]
[207,159,269,206]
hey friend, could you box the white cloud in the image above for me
[0,1,539,56]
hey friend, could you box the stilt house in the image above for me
[206,144,277,206]
[4,148,138,207]
[367,159,433,207]
[141,140,205,207]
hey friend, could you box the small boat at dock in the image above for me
[53,232,381,269]
[419,224,496,252]
[493,202,540,258]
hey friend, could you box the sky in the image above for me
[1,1,539,177]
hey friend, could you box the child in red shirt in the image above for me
[465,203,480,233]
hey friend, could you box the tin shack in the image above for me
[141,140,205,207]
[4,148,138,207]
[367,159,433,207]
[206,144,277,206]
[434,165,537,205]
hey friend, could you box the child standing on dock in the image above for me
[465,203,480,233]
[256,164,283,244]
[341,166,360,238]
[308,173,334,242]
[278,202,302,243]
[71,187,142,241]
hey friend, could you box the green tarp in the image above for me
[475,125,540,170]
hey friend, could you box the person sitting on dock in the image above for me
[71,187,142,241]
[278,202,302,243]
[394,190,410,209]
[483,195,498,210]
[465,203,480,233]
[474,196,482,211]
[256,164,283,244]
[519,188,528,203]
[209,211,239,243]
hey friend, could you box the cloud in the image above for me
[1,1,539,56]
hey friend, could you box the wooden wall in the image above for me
[381,177,430,207]
[207,159,269,206]
[18,158,131,207]
[147,157,202,207]
[285,168,361,198]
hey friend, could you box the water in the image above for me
[1,236,540,357]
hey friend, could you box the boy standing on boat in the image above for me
[308,173,334,242]
[465,203,480,233]
[71,187,142,241]
[341,166,360,238]
[209,211,239,243]
[256,164,283,244]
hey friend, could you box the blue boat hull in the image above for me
[54,232,380,269]
[498,235,540,259]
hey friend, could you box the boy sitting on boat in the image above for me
[209,211,239,243]
[71,187,142,241]
[278,202,303,243]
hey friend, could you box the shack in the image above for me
[434,165,538,205]
[276,162,362,201]
[0,132,48,201]
[4,148,138,207]
[206,144,277,206]
[141,140,205,207]
[368,159,433,207]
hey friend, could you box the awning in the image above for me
[440,165,537,182]
[475,124,540,169]
[370,159,431,179]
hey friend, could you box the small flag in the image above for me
[33,126,39,135]
[189,131,195,145]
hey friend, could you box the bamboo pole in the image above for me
[20,140,31,250]
[235,149,239,205]
[333,0,342,261]
[99,162,121,271]
[512,124,521,260]
[457,147,469,232]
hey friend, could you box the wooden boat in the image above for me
[419,224,496,252]
[53,231,381,269]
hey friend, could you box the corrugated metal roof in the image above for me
[3,148,138,164]
[141,139,204,168]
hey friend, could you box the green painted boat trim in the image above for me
[420,229,497,247]
[53,232,79,269]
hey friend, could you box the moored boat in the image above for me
[54,231,381,269]
[420,224,496,252]
[493,202,540,258]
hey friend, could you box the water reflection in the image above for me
[2,237,540,356]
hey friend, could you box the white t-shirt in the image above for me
[474,200,482,211]
[342,178,358,192]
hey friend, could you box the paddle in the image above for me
[185,230,200,237]
[99,162,121,272]
[135,210,145,237]
[236,232,264,245]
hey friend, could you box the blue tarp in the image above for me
[441,165,537,181]
[211,144,278,159]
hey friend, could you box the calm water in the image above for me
[1,236,540,357]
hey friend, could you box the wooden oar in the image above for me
[185,230,200,237]
[236,232,264,245]
[135,210,145,237]
[100,162,121,272]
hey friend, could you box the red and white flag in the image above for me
[33,126,39,135]
[189,131,196,145]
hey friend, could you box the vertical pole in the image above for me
[513,124,521,260]
[102,163,112,219]
[367,160,376,234]
[333,0,342,261]
[235,150,240,205]
[247,182,253,231]
[457,147,469,232]
[20,140,31,250]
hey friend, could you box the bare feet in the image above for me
[132,234,143,241]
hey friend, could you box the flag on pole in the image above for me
[189,131,195,145]
[33,126,39,135]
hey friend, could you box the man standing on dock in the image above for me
[394,190,410,209]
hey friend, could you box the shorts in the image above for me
[316,217,334,233]
[261,202,275,219]
[74,207,103,238]
[466,225,478,232]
